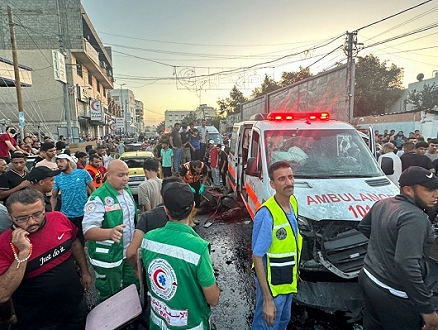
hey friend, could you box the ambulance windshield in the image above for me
[264,129,382,178]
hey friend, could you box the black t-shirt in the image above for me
[180,131,190,148]
[170,130,182,148]
[219,150,228,169]
[136,205,168,233]
[0,170,28,201]
[400,152,434,171]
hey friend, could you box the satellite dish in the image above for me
[416,73,424,81]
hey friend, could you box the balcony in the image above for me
[71,38,113,89]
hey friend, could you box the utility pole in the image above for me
[119,84,126,137]
[344,31,357,123]
[7,6,25,140]
[56,0,73,143]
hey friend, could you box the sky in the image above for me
[81,0,438,126]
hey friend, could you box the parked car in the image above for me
[118,151,161,195]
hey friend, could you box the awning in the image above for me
[0,56,32,87]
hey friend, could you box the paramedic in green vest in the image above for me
[251,161,302,329]
[141,182,220,329]
[83,159,138,302]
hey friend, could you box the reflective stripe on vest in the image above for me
[85,164,103,188]
[141,238,201,265]
[182,162,204,183]
[262,195,302,296]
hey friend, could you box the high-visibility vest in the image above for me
[259,195,302,296]
[85,164,103,188]
[181,162,204,183]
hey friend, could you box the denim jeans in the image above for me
[173,147,182,172]
[251,276,293,330]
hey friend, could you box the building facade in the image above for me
[164,110,192,129]
[0,0,114,141]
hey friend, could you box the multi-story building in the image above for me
[164,110,192,129]
[135,99,144,134]
[195,104,216,121]
[108,88,136,136]
[0,0,114,141]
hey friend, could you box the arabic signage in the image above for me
[90,99,103,122]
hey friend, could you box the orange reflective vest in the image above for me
[181,162,204,184]
[85,164,103,188]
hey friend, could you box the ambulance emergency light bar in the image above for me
[266,112,330,121]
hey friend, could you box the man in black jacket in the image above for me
[358,166,438,329]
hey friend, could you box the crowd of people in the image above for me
[0,123,226,330]
[3,121,438,329]
[374,129,438,187]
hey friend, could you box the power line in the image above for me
[356,0,433,31]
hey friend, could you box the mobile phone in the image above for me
[10,224,16,231]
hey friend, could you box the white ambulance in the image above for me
[228,111,399,319]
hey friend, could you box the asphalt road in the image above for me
[194,212,364,330]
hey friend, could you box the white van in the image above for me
[196,125,222,145]
[228,111,399,319]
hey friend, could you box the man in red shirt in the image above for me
[0,189,91,329]
[209,140,220,186]
[0,127,26,162]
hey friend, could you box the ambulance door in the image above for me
[244,129,262,219]
[227,124,241,193]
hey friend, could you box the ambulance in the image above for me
[228,111,399,319]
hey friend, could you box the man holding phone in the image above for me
[0,127,27,162]
[0,189,91,329]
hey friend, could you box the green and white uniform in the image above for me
[141,221,216,330]
[83,181,138,302]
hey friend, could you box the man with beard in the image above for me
[358,166,438,329]
[0,189,91,330]
[51,154,95,244]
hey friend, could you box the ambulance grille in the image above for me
[322,227,368,274]
[365,178,391,187]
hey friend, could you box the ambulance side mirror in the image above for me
[246,157,260,177]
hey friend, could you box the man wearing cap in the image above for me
[358,166,438,329]
[83,160,138,303]
[140,182,220,329]
[28,166,60,212]
[51,154,95,244]
[0,153,30,203]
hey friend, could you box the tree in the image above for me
[280,66,313,87]
[217,85,247,116]
[181,112,198,125]
[354,54,404,117]
[251,74,281,98]
[408,83,438,111]
[156,121,165,133]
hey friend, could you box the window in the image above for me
[88,73,93,86]
[97,82,100,93]
[76,62,83,77]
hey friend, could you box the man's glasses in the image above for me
[10,209,45,222]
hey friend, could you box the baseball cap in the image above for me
[162,182,194,216]
[399,166,438,189]
[55,153,77,169]
[208,139,215,144]
[28,166,61,183]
